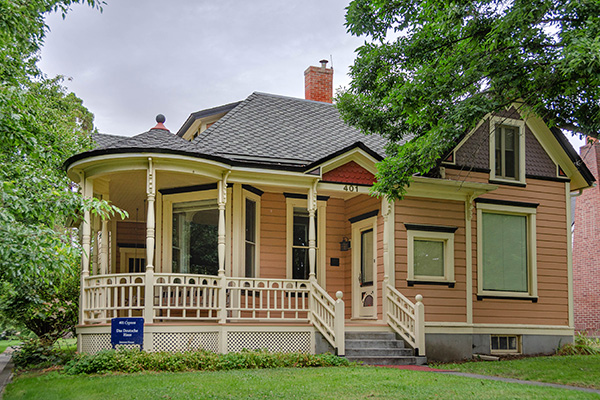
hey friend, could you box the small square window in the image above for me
[407,227,455,284]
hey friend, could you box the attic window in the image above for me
[489,116,526,184]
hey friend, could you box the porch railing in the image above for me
[309,282,345,355]
[82,273,345,354]
[383,283,425,356]
[82,273,146,323]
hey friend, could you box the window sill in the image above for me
[488,178,526,188]
[477,293,538,302]
[408,280,455,288]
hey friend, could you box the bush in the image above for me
[64,349,351,375]
[558,333,600,356]
[12,338,76,370]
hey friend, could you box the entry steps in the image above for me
[344,331,427,366]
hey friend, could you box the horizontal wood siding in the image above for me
[394,197,467,323]
[446,169,569,326]
[260,193,286,279]
[325,198,348,300]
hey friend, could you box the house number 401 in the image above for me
[343,185,359,192]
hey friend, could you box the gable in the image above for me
[322,161,376,185]
[450,107,558,180]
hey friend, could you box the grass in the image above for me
[436,354,600,389]
[0,340,21,354]
[4,366,598,400]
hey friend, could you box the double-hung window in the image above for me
[244,197,258,277]
[476,201,537,298]
[490,116,526,184]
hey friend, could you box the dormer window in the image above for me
[490,116,526,185]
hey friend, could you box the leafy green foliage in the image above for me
[557,332,600,355]
[63,349,351,375]
[12,337,76,370]
[338,0,600,199]
[0,0,126,343]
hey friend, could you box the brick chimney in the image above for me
[304,59,333,103]
[573,139,600,336]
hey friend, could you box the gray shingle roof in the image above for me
[192,92,388,166]
[77,93,389,170]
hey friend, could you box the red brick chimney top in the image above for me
[304,59,333,103]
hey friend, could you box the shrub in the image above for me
[64,349,351,375]
[12,338,76,370]
[557,333,600,356]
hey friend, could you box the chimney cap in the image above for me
[320,59,328,68]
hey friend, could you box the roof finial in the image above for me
[152,114,169,131]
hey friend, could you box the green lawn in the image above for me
[4,366,598,400]
[0,340,20,354]
[436,354,600,390]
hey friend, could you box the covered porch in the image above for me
[71,153,425,356]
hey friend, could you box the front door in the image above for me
[352,217,377,319]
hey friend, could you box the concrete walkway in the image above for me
[0,348,14,399]
[376,364,600,395]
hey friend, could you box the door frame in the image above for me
[351,216,378,319]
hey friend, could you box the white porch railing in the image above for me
[384,283,425,356]
[82,273,345,354]
[309,282,345,355]
[82,273,146,323]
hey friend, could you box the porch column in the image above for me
[100,219,109,275]
[144,158,156,326]
[382,197,391,323]
[308,180,318,281]
[218,171,231,325]
[80,175,93,327]
[217,171,231,277]
[145,158,156,271]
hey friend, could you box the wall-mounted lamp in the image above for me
[340,237,351,251]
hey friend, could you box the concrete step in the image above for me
[346,355,427,366]
[345,339,406,349]
[345,331,397,341]
[345,347,413,357]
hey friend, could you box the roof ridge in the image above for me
[253,91,335,106]
[193,92,259,146]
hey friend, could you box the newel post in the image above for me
[414,294,426,356]
[144,158,156,327]
[334,291,345,356]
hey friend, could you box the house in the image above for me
[65,61,594,362]
[573,140,600,337]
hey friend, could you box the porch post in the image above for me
[100,218,109,275]
[218,171,231,325]
[80,175,93,326]
[382,198,391,323]
[307,180,318,281]
[144,158,156,327]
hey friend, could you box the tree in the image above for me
[337,0,600,199]
[0,0,124,343]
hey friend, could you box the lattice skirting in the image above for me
[227,331,311,353]
[80,333,112,354]
[154,332,219,353]
[79,327,314,355]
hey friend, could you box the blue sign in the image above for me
[111,317,144,349]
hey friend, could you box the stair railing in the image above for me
[383,283,425,356]
[309,281,345,356]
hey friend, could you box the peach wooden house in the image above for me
[65,62,594,362]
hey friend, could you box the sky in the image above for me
[38,0,586,149]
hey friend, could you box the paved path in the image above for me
[376,364,600,395]
[0,348,14,399]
